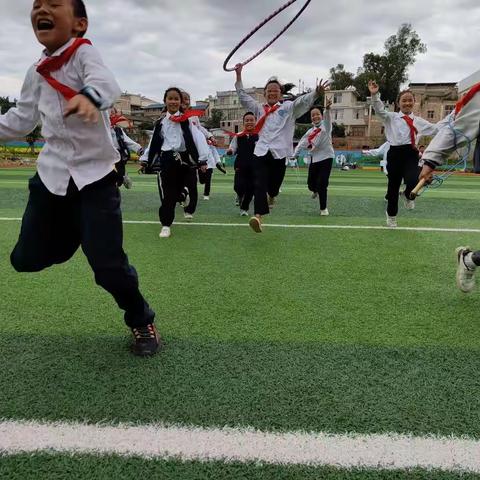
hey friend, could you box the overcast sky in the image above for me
[1,0,479,104]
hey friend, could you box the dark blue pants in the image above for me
[10,172,154,328]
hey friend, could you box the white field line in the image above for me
[1,420,480,472]
[1,217,480,234]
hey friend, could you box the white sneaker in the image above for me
[456,246,476,293]
[386,214,397,228]
[404,198,415,210]
[249,216,262,233]
[184,213,193,220]
[159,226,171,238]
[320,209,329,216]
[203,196,209,200]
[240,210,249,217]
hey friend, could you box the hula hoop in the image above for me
[223,0,312,72]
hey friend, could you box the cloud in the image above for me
[0,0,479,103]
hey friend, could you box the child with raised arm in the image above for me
[294,100,334,215]
[418,82,480,293]
[234,63,328,232]
[1,0,159,356]
[368,80,440,227]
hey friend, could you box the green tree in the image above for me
[204,109,223,129]
[332,123,346,138]
[0,96,15,114]
[294,124,310,140]
[329,64,356,91]
[25,126,42,154]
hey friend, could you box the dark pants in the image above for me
[386,145,420,216]
[308,159,333,210]
[11,172,154,328]
[252,152,286,216]
[181,165,198,215]
[156,156,184,227]
[234,162,254,212]
[198,168,213,196]
[473,251,480,266]
[114,160,126,186]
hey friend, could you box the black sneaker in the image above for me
[131,324,162,356]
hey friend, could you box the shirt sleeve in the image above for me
[323,109,332,135]
[190,121,209,162]
[294,129,311,155]
[0,65,41,141]
[371,93,392,123]
[415,117,440,137]
[292,90,319,119]
[235,80,264,117]
[122,129,142,153]
[75,44,121,110]
[229,136,238,154]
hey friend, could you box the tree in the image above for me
[25,126,42,154]
[0,96,15,114]
[204,109,223,129]
[294,124,310,140]
[329,64,356,91]
[328,24,427,103]
[332,123,346,138]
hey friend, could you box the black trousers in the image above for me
[234,161,254,211]
[386,145,420,216]
[252,152,287,216]
[10,172,154,328]
[181,165,198,215]
[156,157,184,227]
[198,168,213,196]
[308,159,333,210]
[473,251,480,266]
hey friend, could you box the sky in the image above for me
[0,0,479,104]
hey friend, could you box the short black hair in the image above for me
[310,105,324,114]
[264,79,284,93]
[243,111,256,120]
[72,0,88,19]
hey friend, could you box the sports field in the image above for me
[1,166,480,479]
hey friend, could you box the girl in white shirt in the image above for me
[294,101,334,215]
[368,80,440,227]
[234,63,328,233]
[141,87,209,238]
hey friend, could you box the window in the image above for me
[235,125,239,133]
[427,110,435,119]
[333,93,342,104]
[444,104,455,117]
[227,122,231,127]
[337,110,344,120]
[355,110,361,120]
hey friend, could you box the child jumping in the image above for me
[368,80,440,227]
[2,0,159,356]
[294,100,334,216]
[234,63,328,232]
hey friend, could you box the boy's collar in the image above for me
[41,38,76,59]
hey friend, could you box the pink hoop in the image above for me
[223,0,312,72]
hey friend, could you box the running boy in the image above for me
[1,0,160,356]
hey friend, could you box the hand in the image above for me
[419,164,434,184]
[368,80,379,95]
[64,94,99,123]
[325,99,332,110]
[234,63,243,82]
[199,164,208,173]
[315,79,330,95]
[208,137,217,146]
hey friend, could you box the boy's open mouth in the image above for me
[37,19,55,31]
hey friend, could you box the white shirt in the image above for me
[235,80,318,159]
[0,39,121,196]
[111,127,142,154]
[294,110,334,164]
[363,141,390,175]
[371,93,439,146]
[190,116,219,168]
[140,112,209,163]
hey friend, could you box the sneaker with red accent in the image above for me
[131,324,162,356]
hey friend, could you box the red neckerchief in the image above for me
[251,104,280,135]
[455,82,480,115]
[169,109,205,123]
[401,115,418,147]
[36,38,92,100]
[307,127,322,148]
[110,113,131,127]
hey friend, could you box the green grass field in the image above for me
[1,166,480,478]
